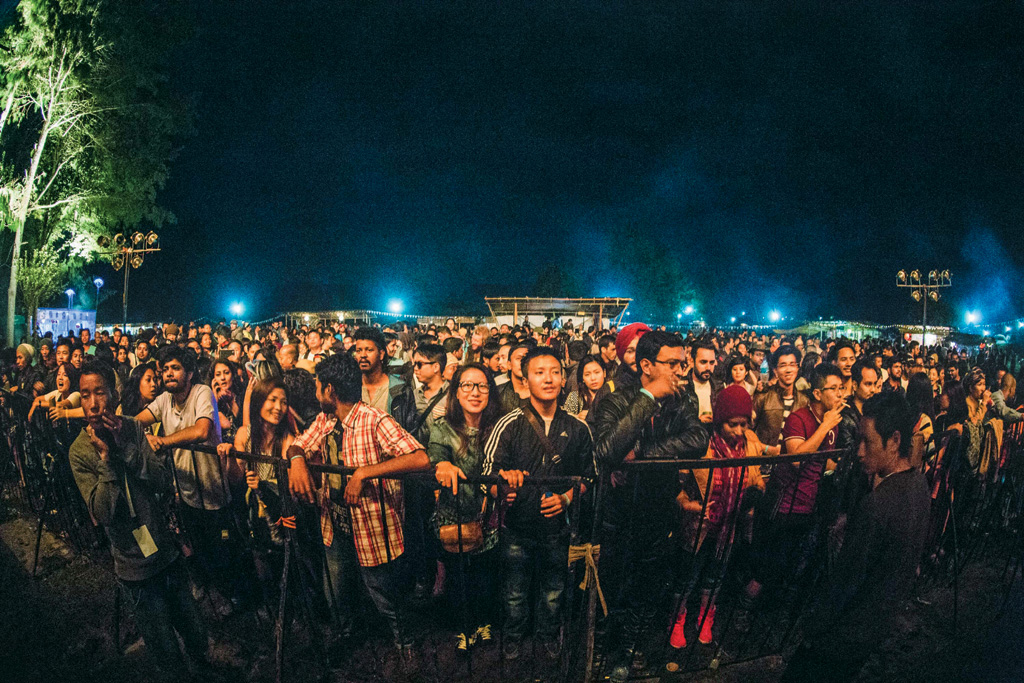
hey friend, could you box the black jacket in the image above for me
[482,403,595,537]
[392,383,448,446]
[592,383,709,529]
[684,373,724,417]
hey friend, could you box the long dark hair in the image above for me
[906,372,934,422]
[248,377,296,459]
[445,363,500,457]
[121,362,159,416]
[575,355,606,410]
[54,361,80,396]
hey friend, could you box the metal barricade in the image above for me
[2,407,1024,683]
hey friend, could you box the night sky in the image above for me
[107,0,1024,327]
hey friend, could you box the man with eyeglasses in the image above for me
[591,330,708,683]
[746,364,846,605]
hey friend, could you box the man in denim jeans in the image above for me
[69,361,208,675]
[482,346,594,663]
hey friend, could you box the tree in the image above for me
[17,243,66,335]
[1,0,99,342]
[532,263,583,298]
[1,0,195,342]
[610,222,698,322]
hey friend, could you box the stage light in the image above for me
[768,310,781,323]
[683,305,694,315]
[387,299,404,315]
[965,311,979,325]
[230,302,245,317]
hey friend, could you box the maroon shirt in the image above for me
[774,406,837,515]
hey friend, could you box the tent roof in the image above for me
[484,297,631,319]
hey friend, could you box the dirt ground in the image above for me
[1,508,1022,683]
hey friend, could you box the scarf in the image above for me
[708,432,748,554]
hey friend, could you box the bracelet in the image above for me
[560,493,570,509]
[289,453,306,461]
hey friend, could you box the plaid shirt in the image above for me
[294,404,423,567]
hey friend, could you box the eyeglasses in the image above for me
[652,359,685,370]
[821,384,844,393]
[459,381,490,394]
[413,361,439,369]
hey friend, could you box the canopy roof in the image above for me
[484,297,631,322]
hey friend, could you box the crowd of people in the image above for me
[2,317,1021,682]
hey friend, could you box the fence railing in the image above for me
[2,390,1023,683]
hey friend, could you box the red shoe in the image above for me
[698,605,716,644]
[669,608,687,649]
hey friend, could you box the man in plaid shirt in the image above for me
[287,353,430,675]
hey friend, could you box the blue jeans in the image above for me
[119,559,207,673]
[500,527,568,642]
[360,553,412,647]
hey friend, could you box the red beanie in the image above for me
[714,384,753,426]
[615,322,651,361]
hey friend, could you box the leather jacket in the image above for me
[592,382,709,529]
[752,384,809,447]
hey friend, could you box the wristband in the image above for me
[560,493,570,509]
[289,453,306,461]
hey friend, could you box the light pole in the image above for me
[93,277,104,311]
[896,269,951,344]
[97,231,160,327]
[65,288,75,309]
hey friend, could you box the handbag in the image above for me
[439,521,484,554]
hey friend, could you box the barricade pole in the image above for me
[681,470,719,673]
[454,481,473,678]
[560,477,582,683]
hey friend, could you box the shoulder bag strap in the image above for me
[410,386,447,435]
[522,405,558,463]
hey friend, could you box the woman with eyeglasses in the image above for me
[429,363,501,653]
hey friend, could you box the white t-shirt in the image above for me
[694,380,713,416]
[146,384,226,510]
[44,389,81,408]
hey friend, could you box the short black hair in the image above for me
[770,344,802,370]
[315,353,363,404]
[157,344,197,377]
[829,340,856,362]
[79,359,118,399]
[351,326,387,354]
[442,337,463,354]
[810,362,844,393]
[636,330,685,368]
[851,358,878,384]
[862,392,913,459]
[521,346,561,375]
[481,340,501,362]
[598,334,616,350]
[691,339,717,357]
[415,342,447,371]
[567,340,590,363]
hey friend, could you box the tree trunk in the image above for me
[6,120,51,344]
[0,88,15,135]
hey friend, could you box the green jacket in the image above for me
[426,418,497,553]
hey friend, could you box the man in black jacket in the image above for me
[483,346,595,663]
[592,331,709,683]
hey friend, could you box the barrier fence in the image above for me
[1,390,1023,682]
